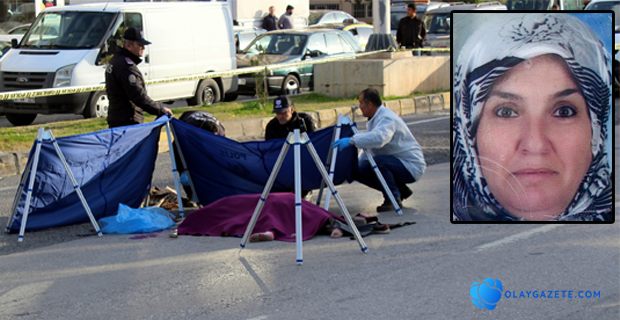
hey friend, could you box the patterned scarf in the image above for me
[453,13,613,221]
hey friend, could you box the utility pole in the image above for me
[372,0,390,34]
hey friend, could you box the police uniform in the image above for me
[106,28,166,128]
[264,95,316,140]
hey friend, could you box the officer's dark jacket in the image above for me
[262,15,278,31]
[396,16,426,48]
[265,112,316,140]
[105,48,164,127]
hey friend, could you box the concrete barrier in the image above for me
[314,55,450,98]
[384,100,401,115]
[315,109,337,128]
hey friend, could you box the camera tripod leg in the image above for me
[293,130,304,265]
[351,125,403,216]
[240,138,291,249]
[303,132,368,253]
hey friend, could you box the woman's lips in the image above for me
[512,168,558,184]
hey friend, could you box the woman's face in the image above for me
[476,54,592,220]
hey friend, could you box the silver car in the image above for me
[423,2,507,54]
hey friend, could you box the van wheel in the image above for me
[188,79,220,106]
[83,91,109,118]
[281,74,300,95]
[6,113,37,126]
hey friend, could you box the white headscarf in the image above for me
[453,13,612,221]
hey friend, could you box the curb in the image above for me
[1,92,450,178]
[211,91,450,143]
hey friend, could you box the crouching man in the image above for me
[334,88,426,212]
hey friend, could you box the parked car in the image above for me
[423,2,506,53]
[309,22,373,51]
[0,2,238,126]
[236,29,361,95]
[7,24,31,35]
[0,24,31,59]
[308,10,358,26]
[506,0,584,9]
[585,0,620,94]
[234,26,266,52]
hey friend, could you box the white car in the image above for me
[0,24,29,58]
[423,2,507,54]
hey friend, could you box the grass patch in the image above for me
[0,92,433,152]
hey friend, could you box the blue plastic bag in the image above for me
[99,204,175,234]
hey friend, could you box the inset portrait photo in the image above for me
[451,12,614,222]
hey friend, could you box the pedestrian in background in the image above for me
[278,5,294,30]
[262,6,278,31]
[106,27,172,128]
[333,88,426,212]
[396,3,426,55]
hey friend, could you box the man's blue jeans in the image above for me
[355,155,415,200]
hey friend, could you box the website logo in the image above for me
[470,278,503,310]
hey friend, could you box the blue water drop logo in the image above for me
[470,278,503,310]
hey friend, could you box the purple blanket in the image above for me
[178,193,338,241]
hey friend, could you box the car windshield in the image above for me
[21,11,115,49]
[506,0,552,10]
[309,12,325,25]
[244,33,308,55]
[424,12,450,34]
[587,2,620,29]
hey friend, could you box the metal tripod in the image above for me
[7,128,103,242]
[315,115,403,216]
[239,128,368,265]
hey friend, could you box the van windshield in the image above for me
[21,11,115,49]
[506,0,552,10]
[424,13,450,34]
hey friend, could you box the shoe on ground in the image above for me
[376,199,403,213]
[400,187,413,201]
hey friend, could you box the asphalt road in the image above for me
[0,114,617,320]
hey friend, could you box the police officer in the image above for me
[106,27,172,128]
[264,95,315,140]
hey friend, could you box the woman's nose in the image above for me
[518,117,551,155]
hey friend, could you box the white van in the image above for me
[0,2,238,126]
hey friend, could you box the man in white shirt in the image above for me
[334,88,426,212]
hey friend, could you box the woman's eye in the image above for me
[554,105,576,117]
[494,106,518,118]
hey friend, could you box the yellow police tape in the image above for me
[0,47,450,101]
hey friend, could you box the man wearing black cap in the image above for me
[265,95,315,140]
[278,5,294,29]
[105,27,172,128]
